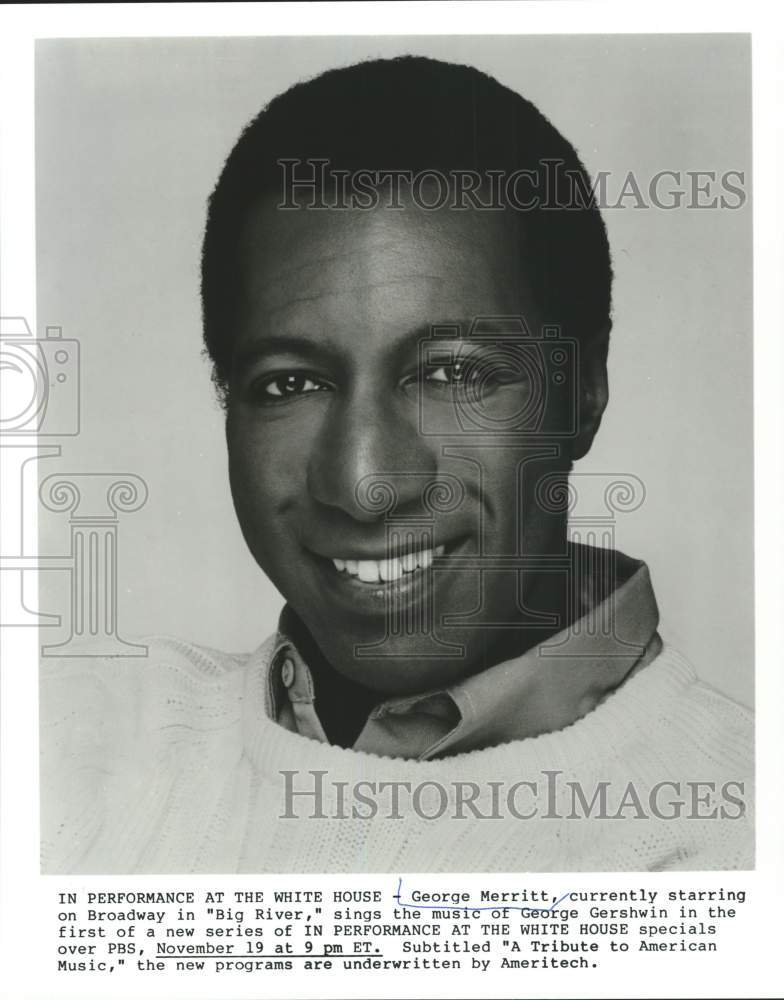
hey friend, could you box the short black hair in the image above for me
[201,55,612,398]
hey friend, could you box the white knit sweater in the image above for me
[40,636,753,873]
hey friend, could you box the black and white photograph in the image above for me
[30,31,755,874]
[1,4,782,999]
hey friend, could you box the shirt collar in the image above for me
[265,543,661,760]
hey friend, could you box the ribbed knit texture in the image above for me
[40,636,753,873]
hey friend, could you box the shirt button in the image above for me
[280,658,295,688]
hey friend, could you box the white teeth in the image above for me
[357,560,380,583]
[379,558,403,582]
[332,545,446,581]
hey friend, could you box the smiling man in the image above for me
[41,55,753,873]
[222,191,587,733]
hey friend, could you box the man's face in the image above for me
[226,197,579,695]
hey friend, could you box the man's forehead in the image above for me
[237,196,528,316]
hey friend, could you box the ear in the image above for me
[570,329,610,462]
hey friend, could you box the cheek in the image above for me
[479,448,567,547]
[226,419,298,547]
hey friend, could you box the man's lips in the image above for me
[306,534,458,561]
[330,543,445,583]
[303,535,470,610]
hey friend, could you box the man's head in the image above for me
[201,56,612,694]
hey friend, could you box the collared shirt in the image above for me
[265,544,662,760]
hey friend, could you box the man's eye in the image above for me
[424,362,469,385]
[422,357,530,393]
[425,365,449,384]
[253,373,330,402]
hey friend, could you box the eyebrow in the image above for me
[232,336,333,370]
[230,320,513,373]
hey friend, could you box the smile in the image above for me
[331,544,446,583]
[306,536,470,617]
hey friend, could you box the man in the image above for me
[41,56,753,873]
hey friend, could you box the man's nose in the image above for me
[306,392,437,522]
